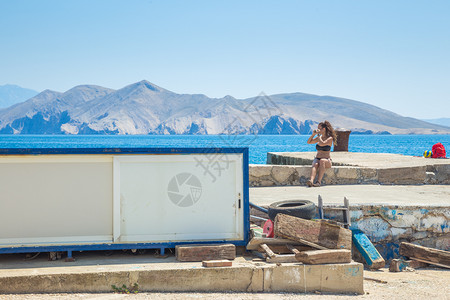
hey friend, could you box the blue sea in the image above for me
[0,135,448,164]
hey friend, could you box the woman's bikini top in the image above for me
[316,144,331,151]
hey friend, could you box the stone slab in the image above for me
[250,185,450,207]
[267,152,450,169]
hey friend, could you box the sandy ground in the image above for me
[1,268,448,300]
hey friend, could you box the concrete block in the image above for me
[271,166,295,184]
[322,168,337,184]
[294,166,310,179]
[301,263,363,294]
[434,164,450,184]
[359,168,378,182]
[389,259,428,272]
[138,266,264,292]
[335,167,358,179]
[261,263,363,294]
[259,180,276,187]
[378,166,426,185]
[249,164,273,178]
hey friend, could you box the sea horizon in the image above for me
[0,134,448,164]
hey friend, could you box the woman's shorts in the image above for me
[312,157,332,167]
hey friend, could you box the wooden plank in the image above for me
[274,214,352,250]
[202,260,232,267]
[399,242,450,267]
[409,257,450,269]
[263,244,313,254]
[352,229,385,270]
[259,243,276,259]
[267,254,298,263]
[409,259,429,269]
[290,238,328,250]
[295,249,352,264]
[246,237,307,251]
[286,244,301,255]
[175,244,235,262]
[364,277,387,284]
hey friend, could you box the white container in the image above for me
[0,148,249,255]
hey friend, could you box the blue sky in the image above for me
[1,0,449,119]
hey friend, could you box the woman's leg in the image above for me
[308,163,319,186]
[316,159,327,184]
[316,159,332,185]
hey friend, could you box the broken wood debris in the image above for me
[202,260,232,267]
[246,237,308,251]
[247,212,357,264]
[274,213,352,250]
[389,258,428,272]
[266,254,298,263]
[363,277,387,284]
[295,249,352,264]
[175,244,236,262]
[352,229,385,270]
[259,243,276,259]
[286,244,301,255]
[399,242,450,269]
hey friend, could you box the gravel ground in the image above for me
[1,268,448,300]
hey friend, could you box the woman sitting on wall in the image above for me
[306,121,337,187]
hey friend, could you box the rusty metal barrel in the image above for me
[334,130,351,151]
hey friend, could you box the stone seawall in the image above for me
[249,164,450,186]
[326,205,450,260]
[263,152,450,186]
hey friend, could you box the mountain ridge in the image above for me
[0,80,448,135]
[0,84,39,109]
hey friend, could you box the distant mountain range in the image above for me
[0,80,448,135]
[0,84,38,108]
[421,118,450,127]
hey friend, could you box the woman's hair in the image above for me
[319,120,337,146]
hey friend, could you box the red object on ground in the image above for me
[432,143,446,158]
[263,219,274,238]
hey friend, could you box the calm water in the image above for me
[0,134,448,164]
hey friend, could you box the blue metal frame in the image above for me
[0,147,250,257]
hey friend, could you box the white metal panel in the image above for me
[0,156,113,246]
[114,154,243,242]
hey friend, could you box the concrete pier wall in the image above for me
[251,204,449,261]
[249,164,450,186]
[324,205,450,260]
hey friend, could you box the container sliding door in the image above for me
[113,154,244,243]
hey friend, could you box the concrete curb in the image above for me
[0,261,364,294]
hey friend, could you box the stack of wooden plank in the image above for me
[176,244,236,267]
[247,213,354,264]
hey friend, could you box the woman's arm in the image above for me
[307,130,320,144]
